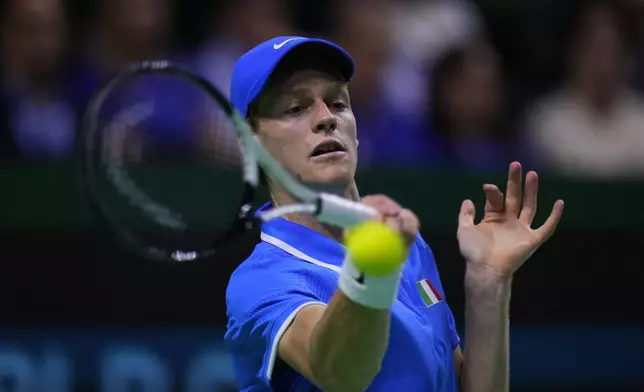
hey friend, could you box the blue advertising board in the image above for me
[0,326,641,391]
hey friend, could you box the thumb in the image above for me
[459,199,476,228]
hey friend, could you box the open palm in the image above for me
[457,162,564,280]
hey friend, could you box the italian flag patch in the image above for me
[416,279,443,307]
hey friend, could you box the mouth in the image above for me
[310,140,347,158]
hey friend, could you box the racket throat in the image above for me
[314,193,377,228]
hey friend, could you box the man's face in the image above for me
[254,69,358,190]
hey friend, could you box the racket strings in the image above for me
[197,99,243,169]
[101,100,154,165]
[85,69,251,260]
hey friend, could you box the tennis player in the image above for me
[225,36,564,392]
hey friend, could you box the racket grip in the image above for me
[315,193,378,228]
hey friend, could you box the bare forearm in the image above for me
[461,266,511,392]
[309,290,389,392]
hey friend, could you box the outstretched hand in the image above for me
[457,162,564,281]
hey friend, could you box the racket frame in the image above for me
[81,60,377,262]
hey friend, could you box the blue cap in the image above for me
[230,36,355,118]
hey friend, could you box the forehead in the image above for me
[270,68,346,96]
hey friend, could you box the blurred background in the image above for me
[1,0,643,390]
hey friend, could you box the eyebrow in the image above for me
[253,80,349,117]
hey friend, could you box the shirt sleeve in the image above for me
[416,235,461,350]
[224,248,326,387]
[446,303,461,349]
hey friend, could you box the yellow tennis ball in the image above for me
[345,220,407,276]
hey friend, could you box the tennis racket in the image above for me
[80,60,377,262]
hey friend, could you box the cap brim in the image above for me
[284,38,355,81]
[247,39,355,109]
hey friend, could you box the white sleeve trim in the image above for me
[266,301,326,381]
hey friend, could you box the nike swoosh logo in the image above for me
[273,38,303,50]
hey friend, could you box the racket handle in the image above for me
[315,193,378,228]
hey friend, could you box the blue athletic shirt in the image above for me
[225,202,461,392]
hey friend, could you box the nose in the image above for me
[311,100,337,133]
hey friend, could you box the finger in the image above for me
[483,184,504,214]
[397,208,420,245]
[398,208,419,233]
[519,171,539,226]
[362,194,401,217]
[363,197,399,222]
[459,199,476,228]
[533,200,564,243]
[505,161,523,217]
[383,215,403,234]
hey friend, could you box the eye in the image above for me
[285,106,305,115]
[331,101,347,110]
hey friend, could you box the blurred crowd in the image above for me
[2,0,644,179]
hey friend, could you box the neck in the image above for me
[271,181,360,243]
